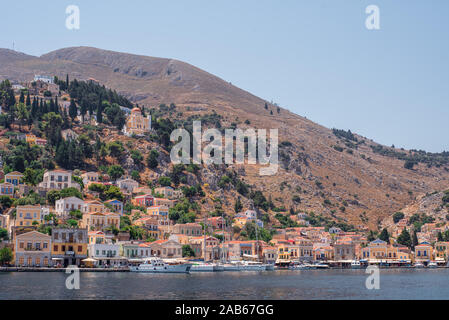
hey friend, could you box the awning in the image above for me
[82,258,97,262]
[52,258,64,260]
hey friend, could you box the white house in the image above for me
[88,242,126,267]
[39,170,80,191]
[116,178,139,193]
[55,196,85,216]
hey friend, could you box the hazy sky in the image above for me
[1,0,448,152]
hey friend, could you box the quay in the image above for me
[0,267,130,272]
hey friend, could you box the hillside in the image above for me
[1,46,449,231]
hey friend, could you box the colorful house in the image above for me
[5,171,23,186]
[14,230,52,267]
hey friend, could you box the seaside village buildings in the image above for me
[1,162,449,268]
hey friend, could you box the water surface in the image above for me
[0,269,447,300]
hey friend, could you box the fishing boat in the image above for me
[129,257,192,273]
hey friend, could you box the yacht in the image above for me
[351,260,362,269]
[129,257,192,273]
[314,263,330,269]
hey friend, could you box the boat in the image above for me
[314,263,330,269]
[213,264,225,272]
[242,261,270,271]
[190,263,216,272]
[222,261,268,271]
[265,263,275,271]
[289,263,312,270]
[428,262,438,268]
[129,257,192,273]
[351,260,362,269]
[413,262,425,268]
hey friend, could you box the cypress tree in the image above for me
[69,100,77,121]
[19,91,25,104]
[26,93,31,106]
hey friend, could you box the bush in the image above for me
[393,212,405,224]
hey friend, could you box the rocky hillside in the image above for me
[1,46,449,230]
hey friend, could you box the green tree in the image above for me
[158,176,172,187]
[107,165,124,181]
[182,245,195,257]
[393,212,405,224]
[0,247,13,265]
[412,230,419,249]
[379,228,390,243]
[69,99,77,121]
[147,149,159,169]
[234,197,243,213]
[397,228,412,248]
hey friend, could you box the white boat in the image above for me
[265,263,275,271]
[413,262,425,268]
[190,263,216,272]
[129,257,192,273]
[315,263,330,269]
[289,263,312,270]
[351,260,362,269]
[222,261,268,271]
[242,261,269,271]
[428,262,438,268]
[213,264,225,272]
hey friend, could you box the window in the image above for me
[54,245,58,251]
[43,242,47,249]
[54,233,59,240]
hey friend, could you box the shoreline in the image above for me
[1,266,448,272]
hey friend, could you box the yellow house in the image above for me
[82,200,106,214]
[14,230,52,266]
[5,171,23,186]
[147,205,170,225]
[81,212,120,231]
[51,228,88,266]
[414,242,433,262]
[88,231,106,244]
[434,241,449,261]
[15,205,45,227]
[154,198,175,208]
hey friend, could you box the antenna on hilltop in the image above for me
[12,42,15,51]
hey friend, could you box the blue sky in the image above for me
[1,0,448,152]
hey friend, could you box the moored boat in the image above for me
[351,260,362,269]
[190,263,215,272]
[129,257,192,273]
[413,262,425,268]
